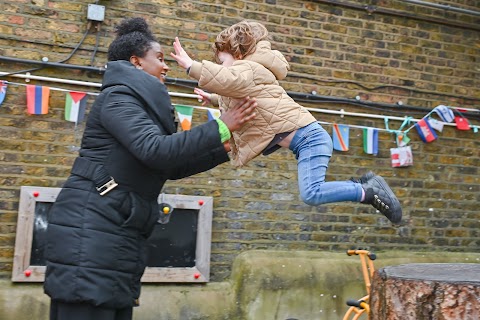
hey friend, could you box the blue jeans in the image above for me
[289,122,362,205]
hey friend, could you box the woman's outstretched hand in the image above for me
[170,37,193,70]
[219,97,257,133]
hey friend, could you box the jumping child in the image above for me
[170,20,402,223]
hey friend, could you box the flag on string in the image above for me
[391,146,413,168]
[433,105,454,122]
[454,116,470,130]
[0,81,7,107]
[428,118,444,132]
[26,85,50,114]
[206,108,221,121]
[415,118,437,143]
[175,105,194,131]
[395,132,410,147]
[363,128,378,155]
[65,91,87,123]
[332,124,349,151]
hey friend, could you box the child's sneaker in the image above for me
[357,171,402,223]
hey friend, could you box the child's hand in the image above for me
[194,88,212,106]
[170,37,193,70]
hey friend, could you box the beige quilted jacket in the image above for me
[189,40,317,167]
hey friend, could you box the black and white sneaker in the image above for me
[356,171,402,223]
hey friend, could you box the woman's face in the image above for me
[137,42,169,83]
[217,51,235,67]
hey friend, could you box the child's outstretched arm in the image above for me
[171,37,253,99]
[194,88,215,106]
[170,37,193,70]
[194,88,220,107]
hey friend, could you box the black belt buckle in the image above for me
[96,177,118,196]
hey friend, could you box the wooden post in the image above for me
[370,263,480,320]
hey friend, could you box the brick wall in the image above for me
[0,0,479,281]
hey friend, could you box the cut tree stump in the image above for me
[370,263,480,320]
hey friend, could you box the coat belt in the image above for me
[71,157,118,195]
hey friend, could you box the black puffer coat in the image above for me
[44,61,229,308]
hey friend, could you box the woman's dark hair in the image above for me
[107,17,157,61]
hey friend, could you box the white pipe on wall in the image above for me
[402,0,480,16]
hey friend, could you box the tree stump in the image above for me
[370,263,480,320]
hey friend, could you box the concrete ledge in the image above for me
[1,251,479,320]
[229,250,480,319]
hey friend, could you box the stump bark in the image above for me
[370,263,480,320]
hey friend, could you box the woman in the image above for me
[43,17,256,320]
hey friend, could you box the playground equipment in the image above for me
[342,249,377,320]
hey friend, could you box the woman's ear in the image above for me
[130,56,143,70]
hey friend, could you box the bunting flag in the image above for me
[175,105,194,131]
[454,116,470,130]
[391,146,413,167]
[428,118,444,132]
[26,85,50,115]
[363,128,378,155]
[433,105,454,122]
[206,108,221,121]
[65,91,87,123]
[332,124,349,151]
[0,81,7,107]
[415,118,438,143]
[396,132,410,147]
[3,80,479,153]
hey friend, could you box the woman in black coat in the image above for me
[44,17,256,320]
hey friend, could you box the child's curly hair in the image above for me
[213,20,270,62]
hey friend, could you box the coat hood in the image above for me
[102,60,165,94]
[101,60,176,134]
[244,41,290,80]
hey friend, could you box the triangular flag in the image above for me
[206,108,221,121]
[415,118,437,143]
[26,85,50,114]
[332,124,349,151]
[433,105,454,122]
[65,91,87,123]
[0,81,7,106]
[363,128,378,155]
[175,105,194,131]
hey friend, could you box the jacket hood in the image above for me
[101,60,176,134]
[244,41,290,80]
[102,60,168,106]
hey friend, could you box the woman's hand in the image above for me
[194,88,212,106]
[170,37,193,70]
[219,97,257,132]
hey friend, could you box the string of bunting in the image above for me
[0,80,478,168]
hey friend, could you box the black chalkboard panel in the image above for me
[29,203,199,268]
[12,187,213,283]
[30,202,52,266]
[146,208,198,267]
